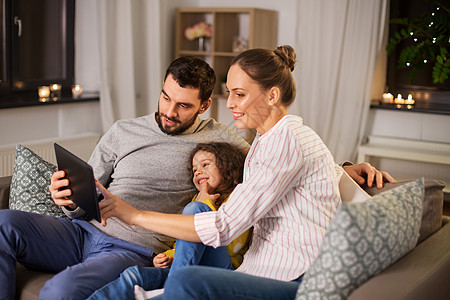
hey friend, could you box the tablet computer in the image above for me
[54,143,101,222]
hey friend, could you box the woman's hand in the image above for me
[343,162,396,189]
[96,181,141,227]
[153,253,173,268]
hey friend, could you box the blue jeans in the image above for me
[159,266,303,300]
[88,202,233,300]
[0,209,153,300]
[169,202,232,275]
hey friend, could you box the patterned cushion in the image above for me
[363,179,444,243]
[296,179,424,300]
[9,145,68,218]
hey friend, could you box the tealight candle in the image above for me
[38,86,50,102]
[72,85,83,99]
[394,93,404,104]
[382,93,394,103]
[38,86,50,98]
[405,94,415,105]
[50,84,62,100]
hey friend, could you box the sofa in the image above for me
[1,174,450,299]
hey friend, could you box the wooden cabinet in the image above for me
[174,7,278,120]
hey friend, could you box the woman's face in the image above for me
[192,150,221,193]
[226,65,271,134]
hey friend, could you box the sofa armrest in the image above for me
[349,216,450,299]
[0,176,12,210]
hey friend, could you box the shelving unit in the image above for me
[174,7,278,123]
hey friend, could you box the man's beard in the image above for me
[156,106,199,136]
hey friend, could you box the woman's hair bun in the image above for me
[274,45,296,72]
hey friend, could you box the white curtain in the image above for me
[95,0,162,132]
[292,0,388,163]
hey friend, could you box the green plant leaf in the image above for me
[388,0,450,85]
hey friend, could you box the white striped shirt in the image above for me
[194,115,342,281]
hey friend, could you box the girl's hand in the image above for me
[195,183,220,204]
[153,253,173,268]
[96,181,141,227]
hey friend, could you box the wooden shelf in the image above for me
[174,7,278,121]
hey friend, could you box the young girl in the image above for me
[88,142,250,300]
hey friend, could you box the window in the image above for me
[0,0,74,106]
[387,0,450,104]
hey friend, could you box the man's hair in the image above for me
[188,142,246,207]
[164,56,216,103]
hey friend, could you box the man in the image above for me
[0,56,249,300]
[0,56,391,300]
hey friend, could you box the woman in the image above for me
[96,45,393,299]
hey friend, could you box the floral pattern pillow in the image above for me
[296,179,424,300]
[9,145,68,218]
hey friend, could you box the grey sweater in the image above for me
[63,113,248,254]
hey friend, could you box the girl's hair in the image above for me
[231,45,297,107]
[188,142,246,207]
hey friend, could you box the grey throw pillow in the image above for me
[296,179,424,300]
[363,179,444,243]
[9,145,68,218]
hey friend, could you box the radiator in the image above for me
[0,133,100,177]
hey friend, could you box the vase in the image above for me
[198,37,205,51]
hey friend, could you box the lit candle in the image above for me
[394,94,404,104]
[382,93,394,103]
[50,84,62,100]
[38,86,50,98]
[50,84,61,91]
[405,94,415,105]
[72,85,83,99]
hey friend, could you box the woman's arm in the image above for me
[96,181,201,242]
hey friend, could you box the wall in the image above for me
[0,101,102,148]
[362,109,450,192]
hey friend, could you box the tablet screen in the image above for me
[54,143,101,222]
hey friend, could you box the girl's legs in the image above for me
[169,201,233,275]
[160,266,302,300]
[88,266,169,300]
[89,202,233,299]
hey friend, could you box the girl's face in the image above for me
[192,150,221,192]
[226,64,271,134]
